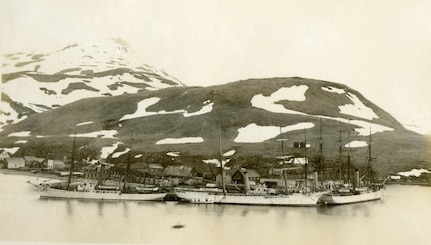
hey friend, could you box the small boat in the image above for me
[136,185,159,193]
[172,223,185,229]
[27,178,66,189]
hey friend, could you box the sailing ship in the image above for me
[39,134,167,201]
[318,126,385,205]
[175,126,329,206]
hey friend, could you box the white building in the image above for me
[47,159,66,170]
[7,157,25,169]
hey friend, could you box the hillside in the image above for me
[1,40,183,131]
[1,77,430,176]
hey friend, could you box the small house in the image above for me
[232,169,261,185]
[24,156,45,167]
[215,168,236,186]
[148,163,164,175]
[0,150,10,161]
[47,159,66,170]
[7,157,25,169]
[163,166,196,178]
[163,166,197,185]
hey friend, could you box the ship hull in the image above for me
[39,188,167,201]
[175,190,224,204]
[318,189,382,205]
[175,190,329,206]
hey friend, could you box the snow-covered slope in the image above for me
[1,39,183,130]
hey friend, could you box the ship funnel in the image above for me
[353,169,360,189]
[313,171,319,190]
[241,168,251,194]
[97,162,105,187]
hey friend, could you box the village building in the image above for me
[6,157,26,169]
[147,163,164,175]
[47,159,66,170]
[24,156,45,168]
[231,169,261,185]
[0,150,10,161]
[163,166,197,186]
[215,168,236,186]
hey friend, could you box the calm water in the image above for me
[1,173,430,245]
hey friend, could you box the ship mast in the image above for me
[278,126,289,193]
[367,127,373,183]
[319,118,323,179]
[347,119,351,185]
[279,126,286,165]
[338,121,342,182]
[304,129,308,188]
[66,129,77,190]
[123,134,133,192]
[219,125,226,195]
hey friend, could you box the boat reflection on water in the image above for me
[316,202,376,217]
[1,173,431,245]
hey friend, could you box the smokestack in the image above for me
[97,162,105,187]
[353,169,360,189]
[242,168,251,194]
[313,171,319,190]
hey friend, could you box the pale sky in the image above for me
[1,0,431,134]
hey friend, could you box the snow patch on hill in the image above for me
[251,85,308,115]
[72,130,118,139]
[339,93,379,120]
[344,141,368,148]
[15,140,28,144]
[235,122,314,143]
[120,97,161,120]
[184,101,214,117]
[321,86,345,94]
[155,137,204,145]
[76,121,93,126]
[167,152,180,157]
[203,158,230,167]
[347,119,393,135]
[121,97,214,121]
[250,85,393,136]
[100,142,123,159]
[397,168,431,177]
[112,148,130,158]
[1,147,20,155]
[321,86,378,120]
[8,131,31,137]
[223,150,236,157]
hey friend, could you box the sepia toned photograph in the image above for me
[1,1,430,244]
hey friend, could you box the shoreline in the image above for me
[0,168,64,180]
[2,168,431,187]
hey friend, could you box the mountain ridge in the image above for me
[1,40,183,130]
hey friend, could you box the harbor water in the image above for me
[0,173,430,245]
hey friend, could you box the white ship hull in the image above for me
[39,187,167,201]
[175,190,224,204]
[175,190,329,206]
[318,188,382,205]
